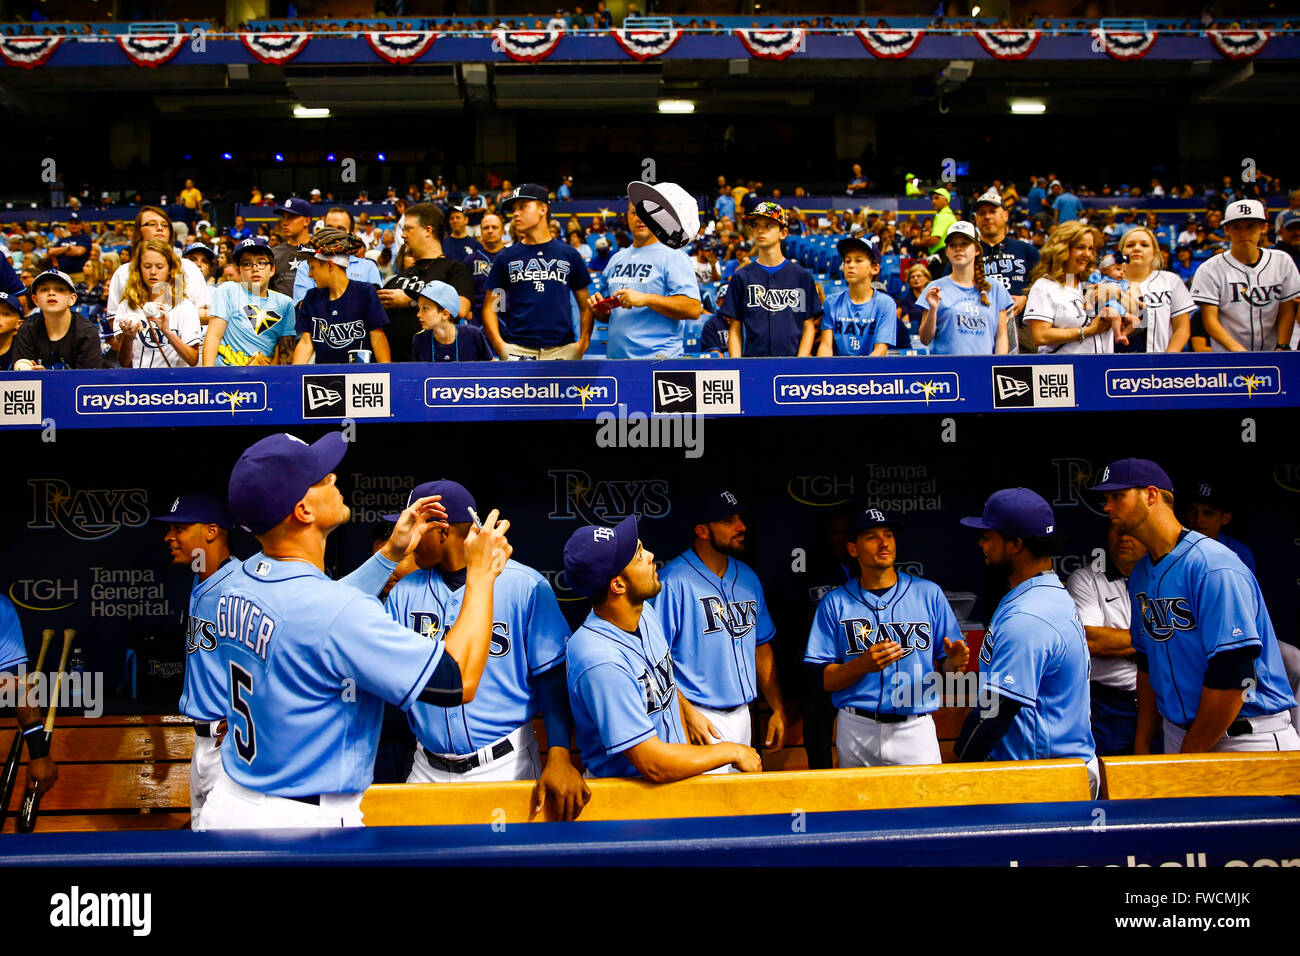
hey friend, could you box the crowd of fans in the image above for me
[2,166,1297,371]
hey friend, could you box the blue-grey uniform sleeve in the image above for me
[0,597,25,673]
[524,576,570,677]
[932,588,964,668]
[327,593,444,711]
[339,550,399,599]
[573,661,658,756]
[982,612,1047,707]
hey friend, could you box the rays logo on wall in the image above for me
[1091,28,1157,60]
[611,28,681,61]
[117,33,186,67]
[734,28,804,60]
[0,35,62,69]
[492,29,563,62]
[855,28,924,59]
[241,32,311,65]
[366,31,437,64]
[974,29,1040,60]
[1207,29,1270,60]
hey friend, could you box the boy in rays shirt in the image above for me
[411,281,493,363]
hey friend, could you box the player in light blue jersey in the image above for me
[955,488,1098,797]
[654,488,786,760]
[592,199,702,359]
[0,596,59,804]
[1091,458,1299,754]
[805,507,968,767]
[919,221,1012,356]
[563,517,762,780]
[196,431,512,830]
[816,237,897,357]
[384,479,590,821]
[201,237,296,367]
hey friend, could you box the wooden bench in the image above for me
[1099,752,1300,800]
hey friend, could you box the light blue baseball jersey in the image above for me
[385,559,568,755]
[819,288,898,356]
[920,275,1012,356]
[0,596,25,673]
[566,605,686,778]
[210,282,296,367]
[978,571,1095,763]
[804,573,962,713]
[291,254,383,305]
[180,557,240,722]
[654,549,776,710]
[1129,531,1296,724]
[215,553,444,796]
[602,241,701,359]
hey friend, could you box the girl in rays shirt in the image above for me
[918,222,1011,355]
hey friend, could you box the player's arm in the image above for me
[918,285,940,345]
[481,290,508,358]
[1085,625,1135,658]
[615,290,702,321]
[291,332,315,365]
[623,734,760,782]
[574,287,593,355]
[368,328,392,362]
[994,309,1010,355]
[1027,312,1107,348]
[869,342,889,357]
[1133,662,1159,756]
[1179,646,1258,753]
[797,317,818,357]
[726,318,742,357]
[817,641,908,691]
[755,641,786,749]
[200,315,227,367]
[1167,312,1192,353]
[531,665,591,821]
[435,510,511,702]
[816,328,834,357]
[953,691,1025,762]
[1197,303,1247,351]
[0,672,58,792]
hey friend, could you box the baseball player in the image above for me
[954,488,1099,797]
[653,489,786,760]
[1064,524,1148,756]
[816,237,897,357]
[720,201,822,357]
[1089,458,1299,754]
[196,432,511,830]
[152,493,239,827]
[562,517,762,780]
[804,507,969,767]
[1182,479,1255,574]
[384,480,590,821]
[201,237,296,367]
[1190,198,1299,351]
[0,595,59,800]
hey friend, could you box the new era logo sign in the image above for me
[651,370,742,415]
[991,365,1075,410]
[657,379,693,406]
[0,381,41,426]
[302,373,391,420]
[305,382,343,411]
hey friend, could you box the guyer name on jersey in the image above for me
[216,595,276,660]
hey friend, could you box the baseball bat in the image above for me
[17,629,74,834]
[0,629,55,829]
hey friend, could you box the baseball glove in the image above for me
[307,226,366,259]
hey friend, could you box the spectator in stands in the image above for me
[896,262,930,338]
[846,163,868,196]
[114,240,203,369]
[1025,177,1051,228]
[964,187,1039,347]
[179,179,203,222]
[594,1,612,28]
[568,230,593,266]
[483,183,592,360]
[411,280,493,363]
[201,237,296,367]
[291,207,382,305]
[720,201,821,358]
[693,240,720,284]
[817,237,895,357]
[1203,209,1228,249]
[443,206,485,263]
[1174,215,1197,248]
[549,220,563,242]
[183,242,218,291]
[47,216,90,280]
[919,222,1011,356]
[592,197,701,360]
[1050,181,1084,224]
[714,185,736,225]
[0,291,21,370]
[106,206,210,323]
[590,236,614,272]
[922,189,957,260]
[1169,244,1196,284]
[557,175,573,201]
[1274,212,1300,270]
[1025,222,1118,354]
[356,215,380,254]
[378,203,473,363]
[1273,189,1300,237]
[461,184,487,237]
[1115,227,1194,353]
[271,198,314,296]
[1149,178,1165,198]
[497,179,515,208]
[480,213,507,258]
[293,226,390,365]
[1110,208,1138,245]
[228,216,253,241]
[11,270,106,370]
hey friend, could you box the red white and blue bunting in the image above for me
[240,32,311,65]
[974,29,1040,60]
[1207,28,1270,60]
[117,33,185,67]
[734,28,804,60]
[365,31,437,64]
[1091,28,1157,60]
[611,28,681,61]
[855,28,924,59]
[492,29,563,62]
[0,34,62,69]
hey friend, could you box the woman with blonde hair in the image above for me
[1117,226,1194,352]
[1024,220,1125,353]
[114,238,203,368]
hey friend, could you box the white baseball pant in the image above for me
[691,702,751,774]
[835,708,941,768]
[195,775,364,830]
[1162,714,1300,754]
[189,721,226,828]
[407,722,541,783]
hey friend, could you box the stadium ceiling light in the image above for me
[293,105,331,118]
[971,5,981,15]
[658,99,695,113]
[1009,99,1046,114]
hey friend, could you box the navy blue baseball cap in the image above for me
[0,290,22,316]
[1186,478,1230,511]
[383,479,476,523]
[563,516,639,600]
[183,241,215,261]
[1087,458,1173,493]
[277,197,314,218]
[960,488,1056,538]
[232,236,273,264]
[500,183,549,213]
[228,432,349,535]
[151,492,232,529]
[847,506,902,538]
[694,488,742,524]
[836,235,880,263]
